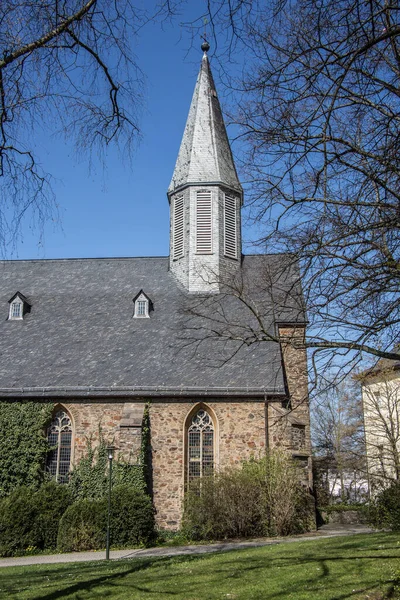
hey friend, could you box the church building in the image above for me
[0,43,311,529]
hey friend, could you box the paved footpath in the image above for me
[0,524,374,569]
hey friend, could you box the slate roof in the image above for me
[0,255,305,398]
[168,52,242,197]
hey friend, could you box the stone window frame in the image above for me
[184,404,218,485]
[46,406,74,483]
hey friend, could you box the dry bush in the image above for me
[182,451,314,540]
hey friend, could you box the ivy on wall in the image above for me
[69,405,151,500]
[0,401,152,501]
[0,401,53,497]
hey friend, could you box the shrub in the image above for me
[57,487,155,552]
[110,485,155,547]
[322,503,365,513]
[183,469,264,540]
[57,498,107,552]
[182,451,315,541]
[0,482,73,556]
[0,487,37,556]
[368,483,400,530]
[32,482,73,550]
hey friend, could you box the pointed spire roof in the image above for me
[168,48,242,198]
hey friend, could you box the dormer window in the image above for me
[133,291,152,318]
[8,292,31,321]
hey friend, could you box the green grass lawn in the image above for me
[1,533,399,600]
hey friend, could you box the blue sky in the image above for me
[10,3,254,260]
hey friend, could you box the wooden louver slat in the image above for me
[196,191,212,254]
[173,195,184,259]
[224,195,237,259]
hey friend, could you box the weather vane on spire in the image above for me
[201,17,210,53]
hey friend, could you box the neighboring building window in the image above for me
[46,410,72,483]
[224,194,238,259]
[196,190,213,254]
[133,291,151,318]
[187,408,214,481]
[8,292,30,320]
[173,194,184,259]
[291,424,306,451]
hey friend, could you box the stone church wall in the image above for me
[149,400,266,529]
[58,342,312,530]
[62,400,142,465]
[269,326,312,487]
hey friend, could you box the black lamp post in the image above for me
[106,446,116,560]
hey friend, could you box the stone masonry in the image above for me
[149,401,266,529]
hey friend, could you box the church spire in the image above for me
[168,43,243,293]
[168,45,242,197]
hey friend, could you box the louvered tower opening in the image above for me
[172,194,184,260]
[224,194,238,259]
[196,190,213,254]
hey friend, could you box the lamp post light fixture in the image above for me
[106,445,116,560]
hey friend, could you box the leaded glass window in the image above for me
[188,409,214,481]
[46,410,72,483]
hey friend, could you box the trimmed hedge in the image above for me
[0,488,37,557]
[109,485,155,547]
[57,498,107,552]
[57,486,155,552]
[0,482,72,556]
[32,482,73,549]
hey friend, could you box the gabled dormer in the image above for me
[168,41,243,293]
[8,292,31,320]
[132,290,152,318]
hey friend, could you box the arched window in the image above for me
[46,409,72,483]
[187,408,214,482]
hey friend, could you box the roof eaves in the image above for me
[0,385,287,399]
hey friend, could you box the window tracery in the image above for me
[187,408,214,481]
[46,409,72,483]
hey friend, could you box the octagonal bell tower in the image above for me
[168,42,243,293]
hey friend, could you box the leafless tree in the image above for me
[0,0,178,252]
[183,0,400,370]
[312,378,367,503]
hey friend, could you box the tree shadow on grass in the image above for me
[2,538,400,600]
[3,557,159,600]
